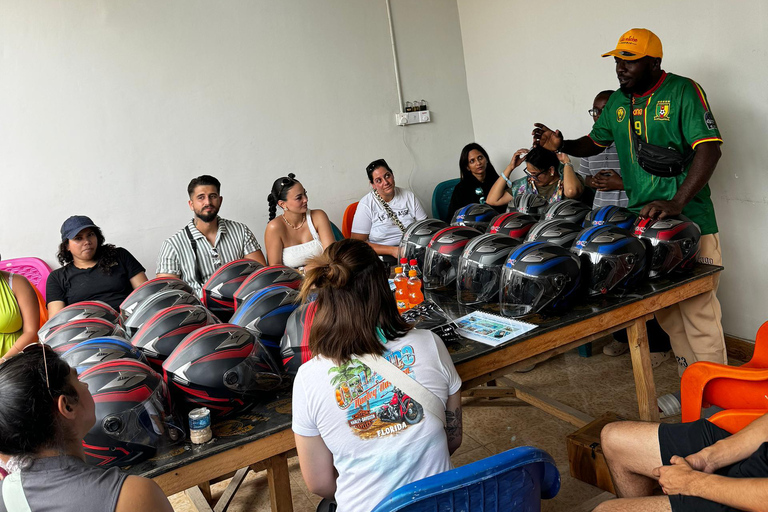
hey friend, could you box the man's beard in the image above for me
[195,209,218,223]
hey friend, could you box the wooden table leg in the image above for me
[266,452,293,512]
[627,317,660,422]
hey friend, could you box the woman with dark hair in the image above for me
[264,174,335,269]
[486,146,584,208]
[46,216,147,316]
[447,143,506,216]
[292,239,462,511]
[0,345,173,511]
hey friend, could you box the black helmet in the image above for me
[130,305,219,370]
[500,242,582,317]
[456,233,521,305]
[163,324,283,416]
[81,359,182,468]
[583,205,637,230]
[633,216,701,278]
[423,226,482,291]
[398,218,449,270]
[202,259,264,320]
[279,301,317,378]
[122,289,201,339]
[233,265,303,310]
[486,212,538,240]
[38,301,120,341]
[543,199,592,225]
[61,336,147,374]
[571,225,647,295]
[43,319,127,354]
[119,277,193,324]
[525,219,584,248]
[512,192,548,217]
[450,203,498,232]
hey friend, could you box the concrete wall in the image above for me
[457,0,768,338]
[0,0,473,274]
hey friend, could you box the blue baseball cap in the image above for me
[60,215,99,241]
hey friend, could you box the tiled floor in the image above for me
[168,337,720,512]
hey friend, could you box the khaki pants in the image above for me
[655,233,726,376]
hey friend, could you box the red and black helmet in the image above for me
[397,218,449,271]
[119,277,193,324]
[583,205,637,230]
[80,359,182,468]
[633,216,701,278]
[61,336,147,374]
[38,301,120,341]
[279,301,317,378]
[543,199,592,225]
[130,305,219,370]
[486,212,538,240]
[202,259,264,320]
[233,265,303,310]
[450,203,499,232]
[163,324,283,416]
[43,319,126,354]
[122,289,201,339]
[422,226,482,291]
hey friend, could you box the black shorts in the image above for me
[659,419,768,512]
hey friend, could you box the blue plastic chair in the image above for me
[331,221,344,241]
[432,178,461,223]
[370,446,560,512]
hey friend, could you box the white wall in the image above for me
[457,0,768,339]
[0,0,473,273]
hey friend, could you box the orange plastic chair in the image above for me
[342,202,359,238]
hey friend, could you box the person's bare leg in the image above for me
[593,496,671,512]
[601,421,662,498]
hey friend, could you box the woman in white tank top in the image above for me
[264,174,336,269]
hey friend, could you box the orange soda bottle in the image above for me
[394,267,410,313]
[407,269,424,307]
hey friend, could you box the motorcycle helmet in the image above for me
[233,265,303,310]
[202,259,264,320]
[120,277,193,324]
[81,359,182,468]
[486,212,538,240]
[571,225,648,296]
[543,199,592,225]
[279,301,317,378]
[38,301,120,341]
[43,319,127,354]
[525,219,584,248]
[122,289,201,339]
[163,324,283,416]
[422,226,482,292]
[500,242,582,317]
[450,203,498,232]
[61,337,147,374]
[397,218,449,270]
[456,233,521,305]
[583,205,637,230]
[231,285,300,360]
[130,305,219,370]
[633,216,701,278]
[512,192,549,217]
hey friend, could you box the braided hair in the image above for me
[267,173,300,221]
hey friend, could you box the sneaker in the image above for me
[650,351,671,369]
[658,392,681,418]
[603,339,629,357]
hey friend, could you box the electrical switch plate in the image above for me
[395,113,408,126]
[396,110,431,127]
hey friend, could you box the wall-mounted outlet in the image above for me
[395,113,409,126]
[396,110,431,127]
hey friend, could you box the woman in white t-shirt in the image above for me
[265,174,336,269]
[292,239,462,512]
[350,159,428,260]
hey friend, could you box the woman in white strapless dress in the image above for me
[264,174,336,269]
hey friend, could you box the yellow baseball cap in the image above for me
[602,28,663,60]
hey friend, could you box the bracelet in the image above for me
[502,174,513,187]
[563,162,573,168]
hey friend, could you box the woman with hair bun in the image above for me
[292,239,462,512]
[0,345,173,511]
[264,174,335,269]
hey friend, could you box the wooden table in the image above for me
[134,264,720,510]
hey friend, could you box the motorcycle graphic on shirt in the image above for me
[328,345,424,440]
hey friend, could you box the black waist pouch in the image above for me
[633,131,694,178]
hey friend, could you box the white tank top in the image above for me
[282,210,324,269]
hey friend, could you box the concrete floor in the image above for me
[168,336,712,512]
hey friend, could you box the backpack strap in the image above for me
[184,226,204,285]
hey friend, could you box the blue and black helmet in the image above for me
[571,225,647,296]
[582,205,637,230]
[451,203,498,232]
[61,336,147,374]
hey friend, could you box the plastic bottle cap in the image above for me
[409,259,417,266]
[409,270,417,277]
[395,267,403,273]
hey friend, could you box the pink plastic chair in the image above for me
[0,257,53,301]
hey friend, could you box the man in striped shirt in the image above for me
[156,175,266,297]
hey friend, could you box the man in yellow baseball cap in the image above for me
[601,28,663,60]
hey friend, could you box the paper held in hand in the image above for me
[455,310,537,347]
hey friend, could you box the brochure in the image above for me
[454,310,537,347]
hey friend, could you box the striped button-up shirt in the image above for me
[577,143,629,209]
[156,217,261,297]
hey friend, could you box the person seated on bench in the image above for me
[447,142,506,216]
[0,252,39,359]
[292,239,462,512]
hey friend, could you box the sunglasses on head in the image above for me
[1,342,54,395]
[366,159,388,173]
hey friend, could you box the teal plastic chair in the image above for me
[432,178,461,223]
[331,222,344,241]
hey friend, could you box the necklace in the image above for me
[282,213,306,230]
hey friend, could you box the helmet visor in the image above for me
[456,259,503,305]
[100,383,183,446]
[648,240,689,278]
[500,271,565,317]
[583,253,636,295]
[224,349,283,394]
[423,248,458,291]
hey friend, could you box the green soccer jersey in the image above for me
[589,72,722,234]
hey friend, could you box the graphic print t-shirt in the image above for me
[350,188,428,246]
[292,329,461,512]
